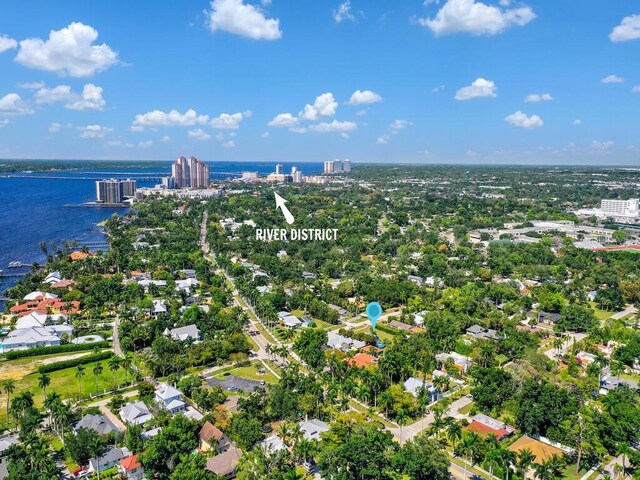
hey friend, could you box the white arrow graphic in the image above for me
[274,192,295,225]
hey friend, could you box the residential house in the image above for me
[537,311,562,324]
[151,300,168,318]
[278,311,303,329]
[414,311,427,328]
[347,352,378,369]
[175,278,199,293]
[137,279,167,292]
[299,419,330,441]
[403,377,441,403]
[199,421,231,453]
[328,304,348,319]
[120,401,153,425]
[43,272,63,284]
[261,435,286,453]
[467,414,515,441]
[435,352,472,373]
[466,324,500,341]
[23,291,58,301]
[327,331,365,351]
[0,435,18,456]
[88,446,130,474]
[74,414,120,435]
[301,272,317,280]
[155,383,186,414]
[576,351,597,367]
[165,324,201,342]
[119,454,144,480]
[205,447,242,479]
[389,320,423,334]
[1,327,63,352]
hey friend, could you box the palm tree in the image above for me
[396,409,408,446]
[37,373,50,397]
[108,356,120,386]
[517,448,537,479]
[501,448,518,480]
[93,363,104,394]
[447,421,463,454]
[44,392,61,435]
[121,355,133,384]
[75,364,86,395]
[486,446,503,480]
[2,380,15,417]
[459,431,479,480]
[52,400,72,441]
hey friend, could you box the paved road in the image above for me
[113,316,123,356]
[389,395,473,443]
[88,389,138,432]
[611,305,637,320]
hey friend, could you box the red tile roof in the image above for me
[120,454,141,471]
[467,420,511,440]
[346,353,378,368]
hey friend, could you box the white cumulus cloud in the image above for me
[504,110,543,129]
[348,90,383,105]
[0,93,33,115]
[268,112,299,127]
[161,135,171,142]
[132,109,210,128]
[188,128,211,141]
[377,134,390,145]
[632,85,640,93]
[305,120,357,133]
[455,78,496,100]
[601,74,624,84]
[210,112,245,129]
[222,140,236,148]
[77,124,113,138]
[418,0,535,36]
[0,34,17,53]
[34,85,74,104]
[573,119,582,126]
[589,140,614,152]
[206,0,282,40]
[66,84,106,110]
[609,15,640,42]
[299,92,338,121]
[15,22,118,77]
[524,93,553,102]
[138,140,153,148]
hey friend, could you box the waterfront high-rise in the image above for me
[343,159,351,173]
[121,179,137,197]
[275,164,283,175]
[171,155,210,188]
[323,161,334,175]
[96,179,125,204]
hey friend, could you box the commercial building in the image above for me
[241,171,259,180]
[171,156,210,189]
[574,198,640,222]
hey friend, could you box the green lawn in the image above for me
[0,359,129,424]
[214,361,279,384]
[589,302,613,321]
[458,401,474,415]
[562,463,590,480]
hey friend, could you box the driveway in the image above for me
[205,374,264,393]
[88,390,138,432]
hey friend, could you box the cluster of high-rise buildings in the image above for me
[95,179,136,204]
[170,156,211,189]
[323,159,351,175]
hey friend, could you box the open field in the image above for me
[0,351,101,381]
[0,358,129,424]
[214,362,279,384]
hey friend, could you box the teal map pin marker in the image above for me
[366,302,382,331]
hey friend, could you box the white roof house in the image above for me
[299,419,330,441]
[43,272,63,284]
[327,331,366,351]
[120,401,153,425]
[88,446,130,473]
[175,278,199,293]
[16,312,67,330]
[278,311,303,329]
[403,377,440,402]
[23,291,58,301]
[2,327,63,352]
[165,324,201,342]
[261,435,286,453]
[138,279,167,291]
[155,383,186,414]
[152,300,167,315]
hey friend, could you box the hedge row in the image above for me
[38,351,114,374]
[5,341,110,360]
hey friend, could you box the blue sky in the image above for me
[0,0,638,164]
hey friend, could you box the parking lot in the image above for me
[205,374,265,393]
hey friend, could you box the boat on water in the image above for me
[8,262,22,268]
